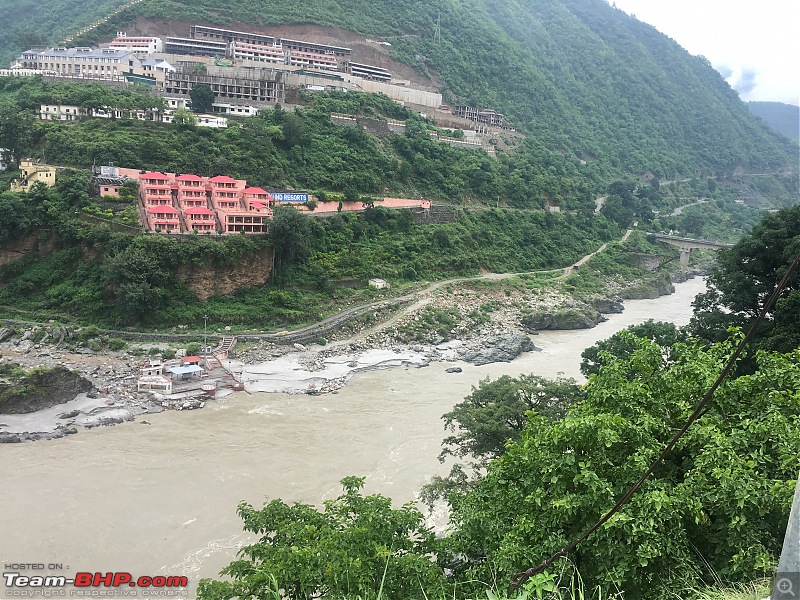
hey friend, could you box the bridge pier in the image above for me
[680,246,691,267]
[651,234,733,267]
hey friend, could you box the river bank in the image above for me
[0,264,703,441]
[0,276,708,598]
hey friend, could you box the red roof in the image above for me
[147,205,179,214]
[176,174,205,182]
[185,207,215,215]
[141,172,170,180]
[209,175,238,183]
[244,187,270,196]
[183,356,202,363]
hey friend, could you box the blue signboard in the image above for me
[272,192,309,203]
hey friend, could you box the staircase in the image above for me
[215,336,236,358]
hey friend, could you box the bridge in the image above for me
[650,234,733,266]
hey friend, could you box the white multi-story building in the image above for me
[229,41,286,66]
[108,32,163,58]
[20,47,143,80]
[39,104,89,121]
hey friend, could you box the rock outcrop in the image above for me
[0,365,93,414]
[177,248,274,301]
[463,332,537,366]
[592,297,624,314]
[522,301,604,331]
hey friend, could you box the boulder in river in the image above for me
[522,301,603,330]
[463,333,537,366]
[592,297,624,314]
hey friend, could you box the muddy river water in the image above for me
[0,277,707,596]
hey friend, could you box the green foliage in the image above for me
[580,320,687,376]
[0,0,129,67]
[74,0,798,179]
[188,83,214,114]
[392,307,462,343]
[690,205,800,353]
[172,108,197,129]
[748,101,800,141]
[651,199,765,243]
[440,374,583,464]
[447,336,800,599]
[0,98,35,166]
[197,477,445,600]
[270,205,314,281]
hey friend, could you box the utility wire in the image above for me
[510,252,800,592]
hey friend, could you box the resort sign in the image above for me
[272,192,309,203]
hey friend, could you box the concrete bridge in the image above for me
[651,233,733,266]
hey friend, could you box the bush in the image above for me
[107,338,126,351]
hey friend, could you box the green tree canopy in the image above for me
[270,205,316,280]
[197,476,444,600]
[580,320,688,377]
[691,205,800,353]
[439,374,582,464]
[189,83,215,114]
[447,335,800,599]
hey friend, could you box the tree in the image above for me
[172,108,197,129]
[0,101,35,166]
[690,205,800,353]
[270,205,314,280]
[197,477,445,600]
[447,335,800,599]
[420,375,582,508]
[580,320,687,376]
[439,374,582,464]
[188,84,214,114]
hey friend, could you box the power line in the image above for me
[510,251,800,592]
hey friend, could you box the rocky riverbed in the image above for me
[0,269,700,442]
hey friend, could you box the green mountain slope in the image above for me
[66,0,798,178]
[0,0,129,67]
[748,101,800,141]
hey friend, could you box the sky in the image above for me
[607,0,800,105]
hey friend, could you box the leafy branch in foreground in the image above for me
[197,476,445,600]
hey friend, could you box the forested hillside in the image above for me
[64,0,798,179]
[748,101,800,141]
[0,0,129,67]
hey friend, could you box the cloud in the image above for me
[716,64,733,79]
[716,65,763,101]
[732,68,759,96]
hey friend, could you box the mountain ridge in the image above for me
[4,0,798,181]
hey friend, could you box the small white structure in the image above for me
[137,375,173,394]
[140,360,165,376]
[368,278,390,290]
[40,104,88,121]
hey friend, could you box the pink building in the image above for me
[176,174,209,209]
[141,184,173,207]
[146,205,181,232]
[183,207,217,233]
[286,49,338,71]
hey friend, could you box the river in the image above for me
[0,276,707,596]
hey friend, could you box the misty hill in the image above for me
[748,101,800,142]
[54,0,797,180]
